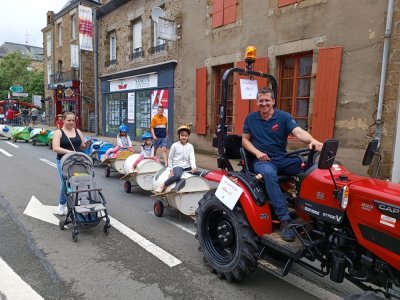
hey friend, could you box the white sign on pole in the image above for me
[71,45,79,68]
[215,176,243,210]
[240,79,258,100]
[33,95,42,108]
[128,92,135,123]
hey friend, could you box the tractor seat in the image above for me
[239,147,291,182]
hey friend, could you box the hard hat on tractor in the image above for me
[177,125,191,135]
[142,133,153,140]
[119,124,128,133]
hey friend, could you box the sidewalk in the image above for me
[44,125,241,171]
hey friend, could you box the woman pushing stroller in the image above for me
[52,112,92,215]
[155,125,197,194]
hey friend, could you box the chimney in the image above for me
[47,11,54,25]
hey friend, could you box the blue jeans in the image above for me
[164,167,191,187]
[57,159,67,205]
[154,137,167,148]
[254,156,301,222]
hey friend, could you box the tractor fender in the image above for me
[204,171,273,237]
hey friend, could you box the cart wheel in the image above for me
[32,139,36,146]
[103,224,110,235]
[72,230,78,242]
[25,140,29,143]
[124,181,131,193]
[154,200,164,217]
[59,219,65,230]
[105,167,111,178]
[12,137,16,143]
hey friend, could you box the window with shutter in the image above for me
[211,0,237,29]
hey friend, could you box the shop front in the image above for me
[100,61,176,141]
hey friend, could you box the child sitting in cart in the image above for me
[132,133,160,170]
[104,124,134,158]
[155,125,197,194]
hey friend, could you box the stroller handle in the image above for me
[67,187,102,195]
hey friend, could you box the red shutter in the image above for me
[196,67,207,134]
[233,61,250,134]
[279,0,301,8]
[251,57,268,112]
[211,0,224,29]
[311,47,343,142]
[223,0,237,25]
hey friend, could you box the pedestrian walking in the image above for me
[151,106,168,166]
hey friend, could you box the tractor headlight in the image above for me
[340,186,349,209]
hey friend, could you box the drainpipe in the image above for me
[393,94,400,182]
[93,7,99,136]
[374,0,394,143]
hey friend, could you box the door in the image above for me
[105,92,128,134]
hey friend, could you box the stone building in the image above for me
[96,0,182,139]
[0,42,43,70]
[42,0,102,129]
[180,0,400,180]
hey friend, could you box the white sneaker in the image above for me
[155,185,165,194]
[58,204,66,216]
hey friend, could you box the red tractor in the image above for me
[196,47,400,298]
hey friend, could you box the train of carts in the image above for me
[0,124,211,225]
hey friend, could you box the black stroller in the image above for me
[59,152,111,242]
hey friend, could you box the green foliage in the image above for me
[0,52,44,101]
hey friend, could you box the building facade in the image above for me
[42,0,102,130]
[181,0,400,180]
[97,0,182,140]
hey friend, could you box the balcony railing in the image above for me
[49,69,79,83]
[131,47,143,59]
[150,43,166,55]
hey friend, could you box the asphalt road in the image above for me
[0,138,362,300]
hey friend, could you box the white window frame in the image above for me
[58,22,62,46]
[109,32,116,62]
[46,32,52,57]
[71,14,77,40]
[47,62,52,83]
[132,20,142,52]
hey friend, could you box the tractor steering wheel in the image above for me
[284,147,317,170]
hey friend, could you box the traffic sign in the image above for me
[64,88,74,97]
[12,92,29,97]
[9,85,24,93]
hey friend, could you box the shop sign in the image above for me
[110,73,158,92]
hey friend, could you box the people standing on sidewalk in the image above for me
[155,125,197,194]
[52,112,92,215]
[30,107,39,127]
[151,106,168,166]
[55,114,64,129]
[103,124,134,158]
[242,87,322,242]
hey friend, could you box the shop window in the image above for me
[135,90,152,137]
[277,52,312,131]
[109,32,116,65]
[105,92,127,133]
[213,64,234,133]
[211,0,237,29]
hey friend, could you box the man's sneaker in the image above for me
[280,220,295,242]
[58,204,66,216]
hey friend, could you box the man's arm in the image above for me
[291,127,323,151]
[242,133,271,161]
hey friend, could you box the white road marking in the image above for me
[0,148,13,157]
[0,257,44,300]
[147,211,195,235]
[23,196,63,227]
[4,141,19,148]
[39,158,57,168]
[109,216,182,267]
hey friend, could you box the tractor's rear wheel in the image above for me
[195,190,259,281]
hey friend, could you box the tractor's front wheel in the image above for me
[195,190,259,282]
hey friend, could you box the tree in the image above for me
[0,52,44,100]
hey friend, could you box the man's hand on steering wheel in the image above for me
[309,139,323,152]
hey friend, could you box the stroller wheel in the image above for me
[103,224,110,235]
[124,181,131,193]
[72,230,78,242]
[59,219,65,230]
[154,200,164,218]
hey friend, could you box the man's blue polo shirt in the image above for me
[243,110,298,157]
